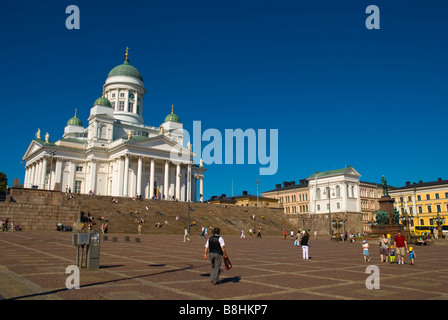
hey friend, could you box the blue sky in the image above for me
[0,0,447,199]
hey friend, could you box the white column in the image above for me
[187,164,192,202]
[137,156,143,197]
[149,158,155,199]
[30,163,36,187]
[200,177,204,203]
[123,155,130,197]
[41,157,48,189]
[35,159,42,188]
[176,162,181,201]
[55,158,62,190]
[164,160,169,200]
[90,160,97,194]
[68,161,75,193]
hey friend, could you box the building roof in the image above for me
[390,178,448,191]
[306,166,360,180]
[262,179,309,194]
[207,191,277,203]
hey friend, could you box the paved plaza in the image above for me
[1,231,448,302]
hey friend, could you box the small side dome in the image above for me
[164,104,181,123]
[67,109,83,126]
[93,96,112,107]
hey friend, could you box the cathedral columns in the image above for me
[136,156,143,197]
[199,176,204,203]
[40,157,47,189]
[164,160,169,200]
[149,158,155,199]
[123,155,130,197]
[175,162,181,201]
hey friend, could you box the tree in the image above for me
[0,172,8,192]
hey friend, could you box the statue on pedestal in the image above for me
[381,175,389,196]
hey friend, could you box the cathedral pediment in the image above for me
[22,140,44,161]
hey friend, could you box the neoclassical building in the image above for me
[22,48,206,202]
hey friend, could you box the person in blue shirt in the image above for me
[408,246,416,266]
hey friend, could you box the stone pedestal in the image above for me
[379,196,395,225]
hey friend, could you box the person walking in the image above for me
[240,229,245,239]
[362,240,370,262]
[300,231,310,260]
[183,227,191,243]
[394,230,408,265]
[204,227,228,285]
[379,234,389,262]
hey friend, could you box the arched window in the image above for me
[336,185,341,197]
[326,187,330,199]
[316,188,321,200]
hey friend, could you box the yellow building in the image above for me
[261,180,310,215]
[389,178,448,236]
[207,191,280,208]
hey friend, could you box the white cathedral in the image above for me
[22,48,206,202]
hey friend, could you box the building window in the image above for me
[408,196,412,202]
[436,205,441,213]
[418,206,423,214]
[317,204,320,211]
[417,195,421,201]
[74,181,82,194]
[119,101,125,111]
[316,188,321,200]
[426,194,431,200]
[435,193,439,199]
[111,101,115,109]
[76,166,83,172]
[427,205,432,213]
[120,92,125,98]
[336,185,340,197]
[128,102,133,112]
[337,202,340,209]
[111,93,115,98]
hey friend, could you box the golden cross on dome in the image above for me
[125,46,129,60]
[171,104,174,114]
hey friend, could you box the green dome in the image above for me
[67,109,82,126]
[107,59,143,81]
[164,105,181,123]
[93,96,112,107]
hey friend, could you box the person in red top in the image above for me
[394,230,408,265]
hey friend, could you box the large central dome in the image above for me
[107,48,143,81]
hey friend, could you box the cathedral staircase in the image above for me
[1,188,296,236]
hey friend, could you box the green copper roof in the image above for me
[93,96,112,107]
[107,59,143,81]
[164,105,181,123]
[67,109,82,126]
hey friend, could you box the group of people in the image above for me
[362,231,416,266]
[0,218,21,231]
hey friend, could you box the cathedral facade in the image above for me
[22,48,206,202]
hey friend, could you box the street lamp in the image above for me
[399,197,413,240]
[433,213,443,239]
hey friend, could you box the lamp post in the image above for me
[399,197,413,240]
[433,213,443,239]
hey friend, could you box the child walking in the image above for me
[409,246,416,266]
[362,240,370,262]
[390,246,396,264]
